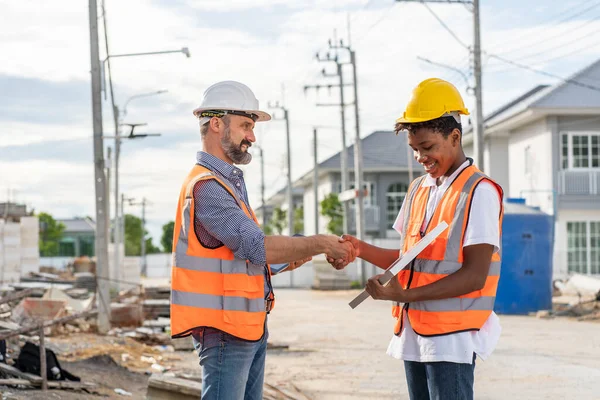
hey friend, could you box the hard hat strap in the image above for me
[441,111,461,124]
[198,110,258,122]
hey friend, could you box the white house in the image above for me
[463,59,600,278]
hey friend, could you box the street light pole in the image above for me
[113,90,166,292]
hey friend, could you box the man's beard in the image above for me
[221,127,252,165]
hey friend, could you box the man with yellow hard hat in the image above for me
[336,78,504,400]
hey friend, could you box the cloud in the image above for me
[0,74,90,124]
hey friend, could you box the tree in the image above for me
[123,214,160,256]
[269,207,287,235]
[294,206,304,234]
[320,193,343,236]
[161,221,175,253]
[38,212,65,257]
[145,238,161,254]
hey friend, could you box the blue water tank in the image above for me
[494,198,554,315]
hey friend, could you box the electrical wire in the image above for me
[421,1,469,50]
[491,0,600,57]
[487,54,600,92]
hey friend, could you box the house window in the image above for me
[386,183,409,229]
[567,221,600,275]
[561,132,600,169]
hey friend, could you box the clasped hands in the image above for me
[325,234,359,270]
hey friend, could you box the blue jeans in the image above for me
[404,354,476,400]
[192,327,268,400]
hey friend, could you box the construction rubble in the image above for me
[539,273,600,321]
[0,267,307,399]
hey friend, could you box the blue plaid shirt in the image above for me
[192,151,269,344]
[193,151,267,265]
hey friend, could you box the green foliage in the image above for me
[269,207,287,235]
[350,280,362,289]
[294,206,304,234]
[124,214,160,255]
[38,212,65,257]
[161,221,175,253]
[320,193,343,236]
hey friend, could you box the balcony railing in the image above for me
[558,170,599,195]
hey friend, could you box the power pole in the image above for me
[140,197,147,276]
[328,39,367,284]
[305,52,354,235]
[268,102,294,236]
[88,0,111,334]
[313,128,319,235]
[396,0,484,169]
[472,0,484,169]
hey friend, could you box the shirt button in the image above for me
[236,183,240,187]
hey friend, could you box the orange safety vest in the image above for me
[170,164,275,341]
[393,163,503,337]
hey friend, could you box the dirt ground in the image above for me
[2,289,600,399]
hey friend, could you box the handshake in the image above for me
[321,234,360,270]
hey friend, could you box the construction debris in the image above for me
[542,274,600,321]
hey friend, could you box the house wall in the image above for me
[484,135,510,193]
[508,117,555,215]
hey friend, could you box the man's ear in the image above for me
[209,117,221,133]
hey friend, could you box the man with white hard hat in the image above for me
[170,81,355,399]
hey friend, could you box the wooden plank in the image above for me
[0,288,36,305]
[0,309,98,340]
[39,327,47,391]
[0,378,96,390]
[147,374,202,397]
[0,362,42,383]
[0,378,33,386]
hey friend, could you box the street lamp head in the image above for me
[181,47,191,58]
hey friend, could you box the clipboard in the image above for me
[348,221,449,309]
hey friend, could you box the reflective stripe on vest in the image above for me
[170,165,274,341]
[393,164,503,337]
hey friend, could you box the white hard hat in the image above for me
[193,81,271,125]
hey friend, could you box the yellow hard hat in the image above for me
[396,78,469,124]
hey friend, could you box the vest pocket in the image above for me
[222,274,263,297]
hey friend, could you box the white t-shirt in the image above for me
[386,160,502,365]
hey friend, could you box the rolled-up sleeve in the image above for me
[193,180,266,265]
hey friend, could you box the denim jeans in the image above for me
[192,327,268,400]
[404,354,476,400]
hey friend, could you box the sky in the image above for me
[2,0,600,246]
